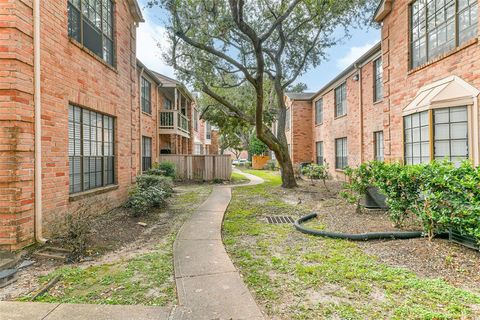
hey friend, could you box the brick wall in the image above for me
[0,0,36,248]
[287,98,313,165]
[0,0,141,249]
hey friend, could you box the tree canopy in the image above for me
[149,0,376,187]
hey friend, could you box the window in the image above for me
[164,98,172,110]
[315,99,323,125]
[316,141,324,165]
[286,108,291,131]
[141,77,151,114]
[374,131,385,161]
[206,122,212,140]
[69,105,115,194]
[193,109,198,131]
[410,0,478,69]
[433,106,468,164]
[68,0,115,66]
[335,83,347,117]
[373,58,383,102]
[335,138,348,170]
[142,136,152,172]
[404,111,430,164]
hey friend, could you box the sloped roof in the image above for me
[127,0,144,23]
[312,42,382,100]
[403,76,480,115]
[285,92,316,101]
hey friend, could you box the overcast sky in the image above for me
[136,1,380,93]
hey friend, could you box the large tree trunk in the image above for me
[277,152,297,188]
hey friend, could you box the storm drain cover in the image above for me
[266,216,295,224]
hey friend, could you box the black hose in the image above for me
[294,213,425,241]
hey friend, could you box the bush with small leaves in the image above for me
[341,162,376,212]
[125,174,174,217]
[301,163,329,190]
[136,175,174,196]
[147,161,176,178]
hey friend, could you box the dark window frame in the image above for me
[433,106,469,163]
[315,99,323,125]
[193,108,199,132]
[316,141,324,165]
[335,137,348,170]
[68,0,115,66]
[409,0,478,69]
[373,58,383,102]
[404,111,430,164]
[142,136,152,172]
[141,77,152,114]
[374,131,385,161]
[206,122,212,140]
[69,104,115,194]
[334,82,347,117]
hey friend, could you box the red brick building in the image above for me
[0,0,145,249]
[284,43,385,178]
[285,0,479,179]
[0,0,216,250]
[376,0,479,166]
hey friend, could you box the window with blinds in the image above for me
[69,105,115,194]
[410,0,478,69]
[315,99,323,125]
[68,0,115,66]
[316,141,324,165]
[374,131,384,161]
[141,77,152,114]
[335,83,347,117]
[142,136,152,172]
[335,138,348,169]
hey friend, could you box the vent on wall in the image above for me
[266,216,295,224]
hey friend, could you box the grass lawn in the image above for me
[230,171,250,184]
[223,170,480,319]
[20,185,212,306]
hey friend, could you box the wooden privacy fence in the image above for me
[158,155,232,181]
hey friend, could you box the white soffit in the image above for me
[403,76,480,115]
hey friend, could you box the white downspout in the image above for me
[139,68,144,174]
[34,0,47,243]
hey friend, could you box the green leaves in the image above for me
[343,160,480,244]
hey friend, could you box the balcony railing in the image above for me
[159,110,190,137]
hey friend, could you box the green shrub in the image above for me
[342,160,480,243]
[416,161,480,240]
[341,162,376,212]
[372,162,423,227]
[136,175,174,196]
[124,174,174,217]
[148,161,176,178]
[301,163,329,190]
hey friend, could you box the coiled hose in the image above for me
[294,213,425,241]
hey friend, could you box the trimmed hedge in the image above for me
[343,160,480,243]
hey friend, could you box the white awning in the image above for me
[403,76,480,115]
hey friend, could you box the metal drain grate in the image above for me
[266,216,295,224]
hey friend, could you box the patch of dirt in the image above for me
[359,238,480,294]
[0,184,211,301]
[288,177,480,294]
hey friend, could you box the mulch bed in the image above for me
[280,177,480,294]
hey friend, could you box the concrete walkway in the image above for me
[0,301,171,320]
[0,170,264,320]
[173,170,264,320]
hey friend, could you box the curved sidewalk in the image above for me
[173,170,264,320]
